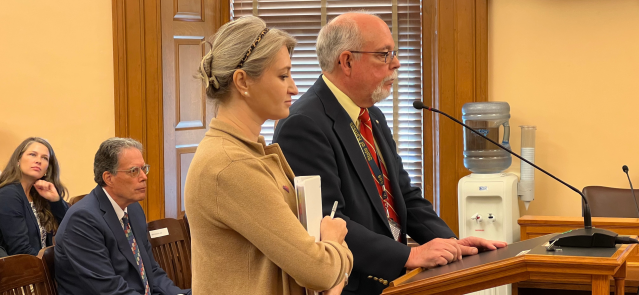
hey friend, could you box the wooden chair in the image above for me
[147,218,192,289]
[38,246,57,295]
[0,254,55,295]
[582,186,639,218]
[68,194,87,206]
[181,214,191,240]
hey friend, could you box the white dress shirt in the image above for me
[102,187,128,228]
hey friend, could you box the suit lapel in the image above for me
[368,110,408,229]
[18,186,41,238]
[95,186,138,271]
[313,77,391,233]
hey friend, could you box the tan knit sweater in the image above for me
[184,119,353,295]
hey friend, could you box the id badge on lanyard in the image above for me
[350,121,401,241]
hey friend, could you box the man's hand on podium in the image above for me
[455,236,508,253]
[404,237,508,269]
[405,238,463,269]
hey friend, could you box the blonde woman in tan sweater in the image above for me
[185,16,353,295]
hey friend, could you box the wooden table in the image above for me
[518,215,639,294]
[382,234,636,295]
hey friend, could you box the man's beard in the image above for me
[371,70,398,104]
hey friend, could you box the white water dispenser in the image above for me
[457,102,536,295]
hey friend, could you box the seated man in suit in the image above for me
[55,137,191,295]
[273,12,507,295]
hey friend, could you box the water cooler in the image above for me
[457,102,536,295]
[459,173,519,247]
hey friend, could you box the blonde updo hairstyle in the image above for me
[198,16,297,103]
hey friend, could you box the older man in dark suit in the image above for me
[55,138,190,295]
[273,12,506,295]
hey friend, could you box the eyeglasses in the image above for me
[349,50,398,63]
[115,164,150,177]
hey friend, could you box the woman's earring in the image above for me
[244,91,249,96]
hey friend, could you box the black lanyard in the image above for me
[350,121,388,200]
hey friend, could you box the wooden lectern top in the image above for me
[383,234,635,295]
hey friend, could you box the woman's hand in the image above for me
[320,216,348,244]
[322,278,346,295]
[34,180,60,202]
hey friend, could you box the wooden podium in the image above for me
[517,215,639,294]
[382,234,636,295]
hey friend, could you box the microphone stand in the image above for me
[413,101,618,248]
[622,165,639,217]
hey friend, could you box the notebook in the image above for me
[294,175,323,295]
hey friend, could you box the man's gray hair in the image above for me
[94,137,143,187]
[316,11,381,73]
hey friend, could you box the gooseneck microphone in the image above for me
[412,101,591,224]
[413,100,619,248]
[622,165,639,217]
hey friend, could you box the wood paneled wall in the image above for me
[112,0,487,226]
[423,0,488,236]
[112,0,228,220]
[112,0,165,221]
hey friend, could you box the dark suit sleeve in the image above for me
[375,112,457,243]
[50,198,69,225]
[0,187,39,256]
[141,230,191,295]
[399,165,457,242]
[274,113,411,280]
[60,209,142,295]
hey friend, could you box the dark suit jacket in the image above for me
[273,76,456,295]
[0,182,68,256]
[55,185,190,295]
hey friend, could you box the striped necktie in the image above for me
[358,108,401,241]
[122,212,150,295]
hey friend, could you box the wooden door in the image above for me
[161,0,229,218]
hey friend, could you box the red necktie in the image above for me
[358,108,401,237]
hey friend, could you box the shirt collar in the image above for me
[102,187,127,221]
[322,75,361,125]
[208,119,267,156]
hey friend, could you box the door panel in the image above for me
[176,146,197,216]
[162,0,224,218]
[174,0,205,21]
[175,37,206,130]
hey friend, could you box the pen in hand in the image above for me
[322,201,347,245]
[329,201,338,219]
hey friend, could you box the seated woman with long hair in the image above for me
[184,16,353,295]
[0,137,69,256]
